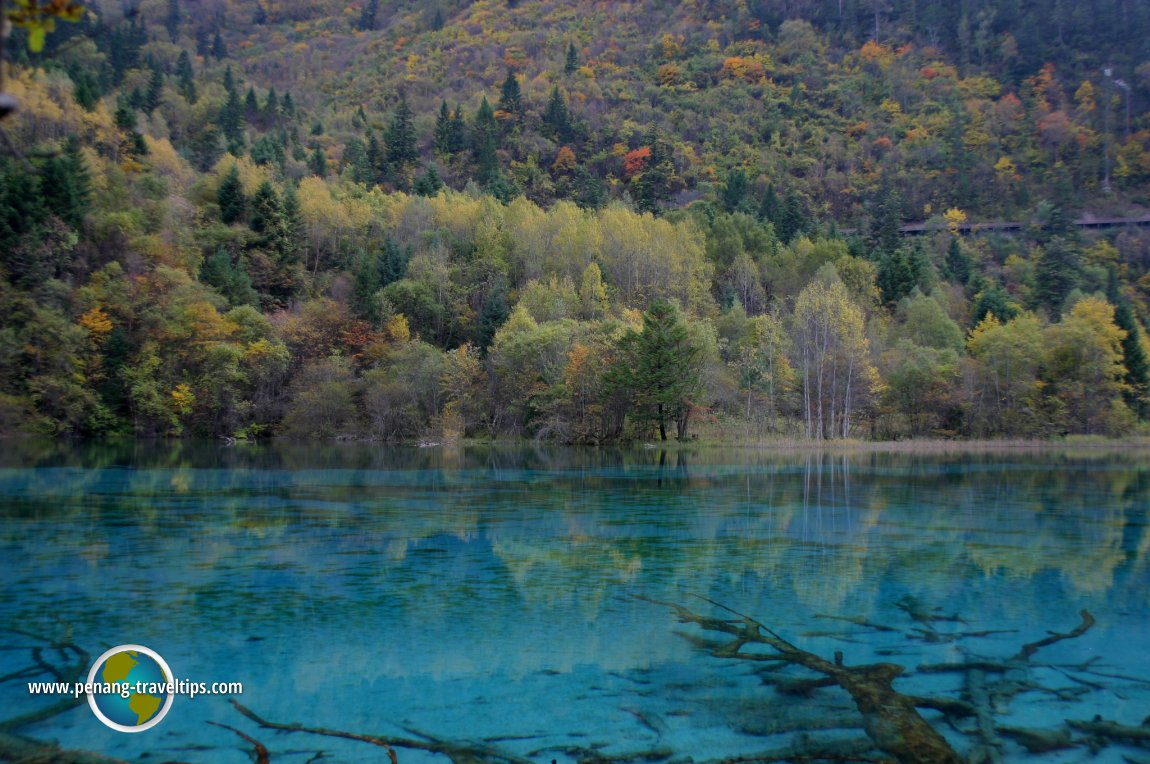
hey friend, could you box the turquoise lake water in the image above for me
[1,442,1148,762]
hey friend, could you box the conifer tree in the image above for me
[1034,237,1082,315]
[449,104,467,153]
[499,68,522,118]
[542,86,572,142]
[144,66,164,115]
[244,87,260,122]
[413,164,443,197]
[1114,300,1149,417]
[40,139,90,230]
[281,92,296,118]
[631,300,701,440]
[263,88,279,122]
[165,0,181,42]
[472,97,500,185]
[565,41,579,74]
[212,28,227,59]
[218,165,246,224]
[720,168,750,213]
[434,100,453,155]
[176,50,197,103]
[249,181,280,236]
[309,147,327,177]
[385,91,419,169]
[358,0,378,31]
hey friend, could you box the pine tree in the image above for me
[631,300,701,440]
[253,2,267,24]
[220,67,245,152]
[565,41,579,74]
[1034,237,1082,315]
[719,168,750,213]
[244,87,260,123]
[379,235,409,286]
[631,129,673,215]
[868,185,902,258]
[944,237,972,285]
[72,71,99,111]
[281,92,296,118]
[114,96,137,131]
[385,91,419,168]
[1115,300,1149,417]
[542,86,572,142]
[434,100,453,155]
[249,181,280,236]
[498,68,522,118]
[366,134,384,183]
[176,50,197,103]
[308,147,327,177]
[758,184,780,226]
[218,164,246,224]
[449,104,467,153]
[357,0,378,31]
[413,164,443,197]
[431,7,444,30]
[263,88,279,122]
[278,185,303,264]
[40,139,90,230]
[165,0,181,42]
[478,280,510,350]
[212,28,227,59]
[472,97,501,186]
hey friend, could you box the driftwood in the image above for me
[639,595,964,764]
[2,604,1147,764]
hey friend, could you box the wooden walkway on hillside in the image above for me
[899,214,1150,235]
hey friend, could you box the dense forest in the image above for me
[2,0,1150,441]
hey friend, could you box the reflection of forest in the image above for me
[2,442,1148,635]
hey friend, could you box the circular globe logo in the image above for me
[86,645,175,732]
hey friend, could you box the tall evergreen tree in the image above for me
[1033,237,1082,315]
[565,41,579,74]
[1115,300,1150,417]
[498,68,523,118]
[413,164,443,197]
[220,67,245,152]
[449,104,467,153]
[176,50,197,103]
[434,100,453,155]
[358,0,379,31]
[144,66,164,115]
[263,88,279,122]
[472,97,501,186]
[542,86,572,143]
[218,164,246,224]
[244,87,260,123]
[309,147,327,177]
[719,168,750,213]
[249,181,280,236]
[385,91,419,169]
[212,28,227,59]
[165,0,181,42]
[944,237,972,285]
[40,137,90,229]
[630,299,701,440]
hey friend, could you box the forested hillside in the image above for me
[2,0,1150,441]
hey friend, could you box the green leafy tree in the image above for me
[719,168,751,214]
[385,91,419,171]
